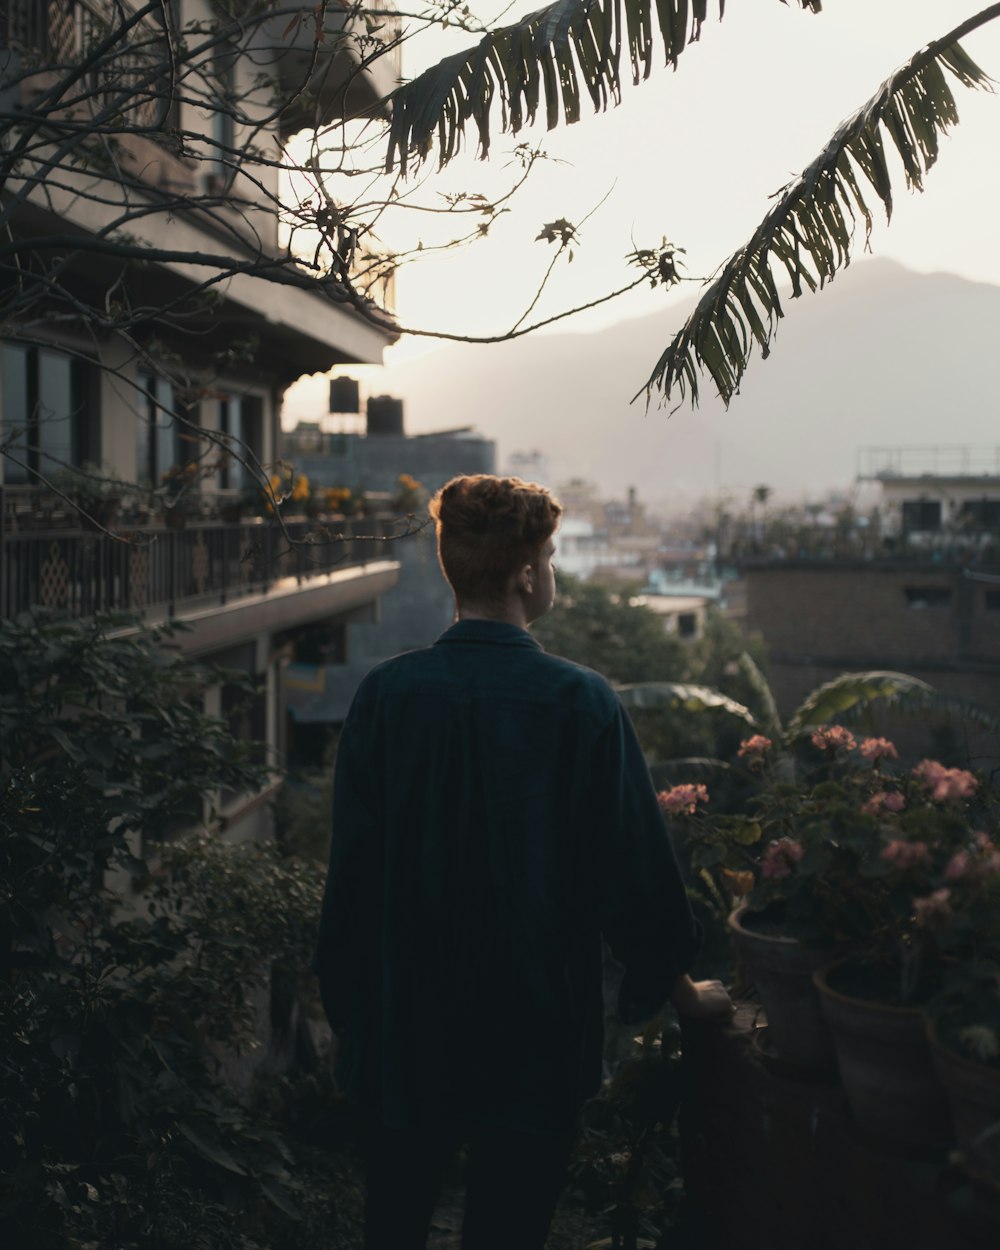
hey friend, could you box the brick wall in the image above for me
[742,563,1000,755]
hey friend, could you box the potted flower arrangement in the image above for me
[391,472,425,515]
[923,848,1000,1190]
[49,462,127,531]
[667,723,1000,1151]
[669,728,898,1074]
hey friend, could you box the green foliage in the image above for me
[641,16,993,407]
[533,573,689,685]
[386,0,821,174]
[0,611,331,1250]
[674,728,1000,1004]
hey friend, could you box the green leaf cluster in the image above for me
[0,611,334,1250]
[387,1,822,174]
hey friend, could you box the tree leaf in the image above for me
[616,681,757,726]
[177,1122,248,1176]
[639,23,993,408]
[385,1,820,173]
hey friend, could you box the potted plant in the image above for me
[160,460,201,528]
[678,727,895,1074]
[49,462,127,530]
[926,863,1000,1192]
[391,472,425,515]
[623,659,1000,1093]
[806,752,999,1149]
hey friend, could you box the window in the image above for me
[901,500,942,532]
[210,43,237,185]
[136,372,200,485]
[217,394,263,490]
[678,612,697,639]
[904,586,952,609]
[959,499,1000,531]
[1,342,93,483]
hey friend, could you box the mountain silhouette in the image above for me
[379,258,1000,509]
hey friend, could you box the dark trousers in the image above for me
[363,1119,576,1250]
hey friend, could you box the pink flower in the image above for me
[973,831,994,852]
[811,725,857,752]
[657,784,709,817]
[880,839,930,870]
[859,737,898,764]
[944,851,972,881]
[862,791,906,816]
[913,760,978,802]
[913,888,952,927]
[737,734,772,765]
[761,838,805,880]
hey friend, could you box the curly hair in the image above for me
[429,474,562,607]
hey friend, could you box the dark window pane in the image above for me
[37,349,74,471]
[904,586,952,609]
[901,500,941,532]
[2,344,30,483]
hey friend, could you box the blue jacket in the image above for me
[314,619,701,1131]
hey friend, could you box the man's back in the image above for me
[317,618,700,1132]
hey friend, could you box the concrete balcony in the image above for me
[0,500,401,653]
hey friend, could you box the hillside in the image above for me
[376,258,1000,506]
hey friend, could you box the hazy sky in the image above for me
[286,1,1000,414]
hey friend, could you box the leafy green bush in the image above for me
[0,611,333,1250]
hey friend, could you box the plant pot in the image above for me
[164,506,188,530]
[814,958,951,1150]
[928,1018,1000,1193]
[79,497,122,531]
[729,905,840,1072]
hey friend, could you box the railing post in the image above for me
[0,485,6,620]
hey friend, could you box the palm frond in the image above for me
[737,651,782,737]
[641,10,997,408]
[385,0,822,174]
[649,755,736,784]
[616,680,758,727]
[786,670,938,738]
[788,669,1000,739]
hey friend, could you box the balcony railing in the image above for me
[0,509,400,621]
[857,446,1000,480]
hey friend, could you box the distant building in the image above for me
[553,481,666,586]
[631,593,710,642]
[741,447,1000,755]
[505,449,552,484]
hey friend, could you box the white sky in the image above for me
[287,1,1000,406]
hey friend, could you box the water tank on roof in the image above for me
[329,376,360,413]
[367,395,404,437]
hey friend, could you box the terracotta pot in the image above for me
[814,958,951,1149]
[729,905,840,1072]
[929,1018,1000,1190]
[163,505,188,530]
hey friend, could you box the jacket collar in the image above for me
[436,619,543,649]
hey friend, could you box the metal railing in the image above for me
[857,446,1000,480]
[0,506,400,621]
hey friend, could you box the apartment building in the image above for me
[0,0,401,839]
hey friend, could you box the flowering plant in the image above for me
[664,728,1000,1004]
[391,472,425,514]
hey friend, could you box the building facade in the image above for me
[0,1,402,840]
[742,449,1000,756]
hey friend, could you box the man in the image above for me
[315,474,732,1250]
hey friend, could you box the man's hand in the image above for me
[670,974,736,1023]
